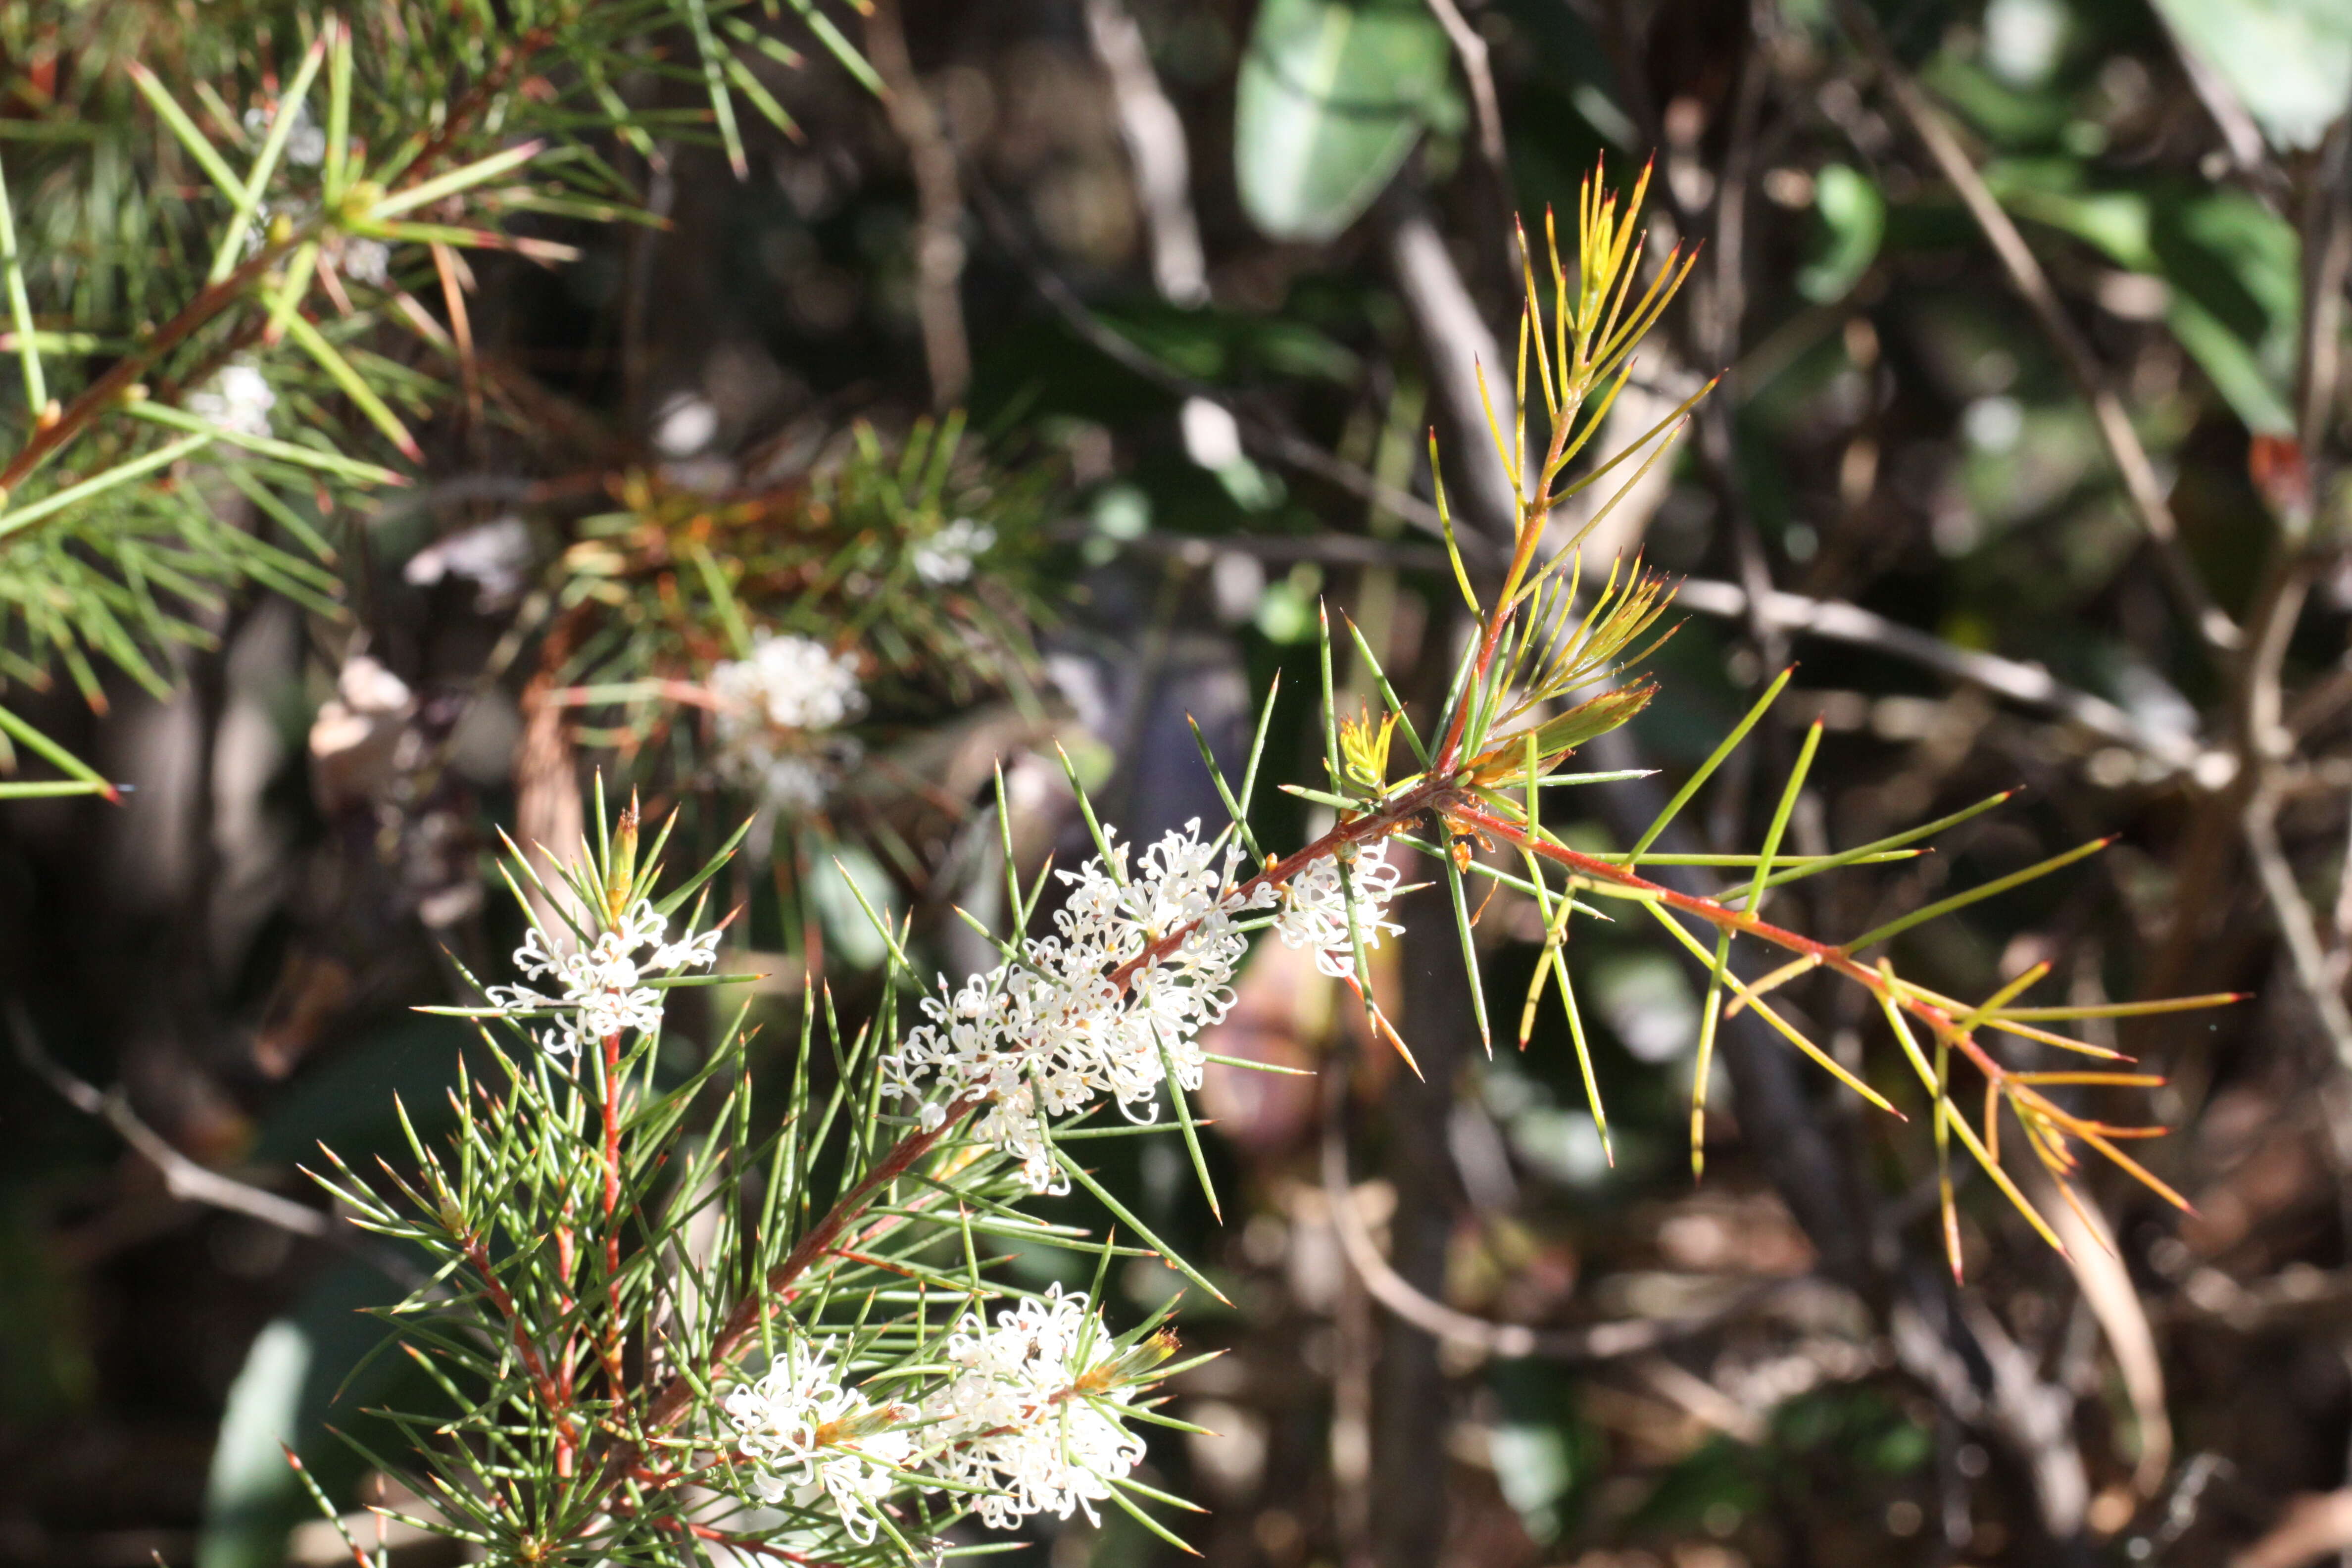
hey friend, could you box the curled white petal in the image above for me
[482,898,718,1056]
[722,1342,911,1544]
[1273,841,1404,979]
[708,633,867,812]
[926,1286,1145,1528]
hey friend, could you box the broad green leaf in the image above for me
[1233,0,1460,243]
[194,1262,424,1568]
[2151,0,2352,152]
[1796,164,1883,303]
[1987,165,2302,436]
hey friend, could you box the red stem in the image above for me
[0,241,297,494]
[462,1232,583,1474]
[0,26,557,500]
[598,1030,628,1398]
[1447,801,2001,1078]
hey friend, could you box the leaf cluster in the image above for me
[546,412,1057,761]
[0,0,877,796]
[1256,162,2234,1277]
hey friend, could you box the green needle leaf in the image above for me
[281,312,423,460]
[0,155,44,412]
[1844,838,2112,953]
[1740,717,1822,916]
[1053,1150,1229,1307]
[1630,665,1792,863]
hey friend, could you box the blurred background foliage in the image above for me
[2,0,2352,1565]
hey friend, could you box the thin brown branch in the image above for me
[1673,576,2224,779]
[1084,0,1208,307]
[1319,1072,1777,1362]
[390,24,555,189]
[11,1001,333,1239]
[2,26,550,509]
[2244,781,2352,1154]
[1387,197,1523,539]
[600,776,1465,1509]
[867,0,971,408]
[2150,11,2282,197]
[971,184,1479,559]
[1421,0,1505,187]
[2027,1158,2171,1497]
[2298,114,2352,462]
[0,237,297,496]
[461,1228,587,1473]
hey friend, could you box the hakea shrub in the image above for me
[303,167,2227,1566]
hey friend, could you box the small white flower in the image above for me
[341,238,392,288]
[723,1342,912,1544]
[1272,841,1405,979]
[707,634,868,813]
[244,100,326,166]
[483,899,720,1055]
[750,754,830,814]
[910,517,996,586]
[712,634,866,733]
[403,516,534,609]
[187,359,276,439]
[927,1286,1146,1529]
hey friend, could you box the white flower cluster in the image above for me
[926,1286,1146,1529]
[243,100,327,166]
[483,899,720,1055]
[713,633,867,732]
[910,517,996,586]
[723,1344,914,1544]
[882,820,1268,1191]
[714,1291,1150,1540]
[340,237,392,288]
[1272,841,1405,979]
[188,360,276,439]
[709,634,869,813]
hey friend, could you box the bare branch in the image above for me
[867,0,971,408]
[1084,0,1208,307]
[1318,1071,1771,1362]
[10,1001,328,1240]
[1421,0,1505,186]
[973,184,1486,557]
[1386,198,1522,540]
[1673,576,2225,779]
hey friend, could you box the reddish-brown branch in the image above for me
[608,1498,835,1564]
[598,1030,628,1400]
[580,1094,989,1516]
[0,240,297,495]
[579,777,1519,1527]
[1103,776,1456,994]
[633,1093,982,1443]
[1447,800,2003,1077]
[462,1231,584,1475]
[388,24,555,187]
